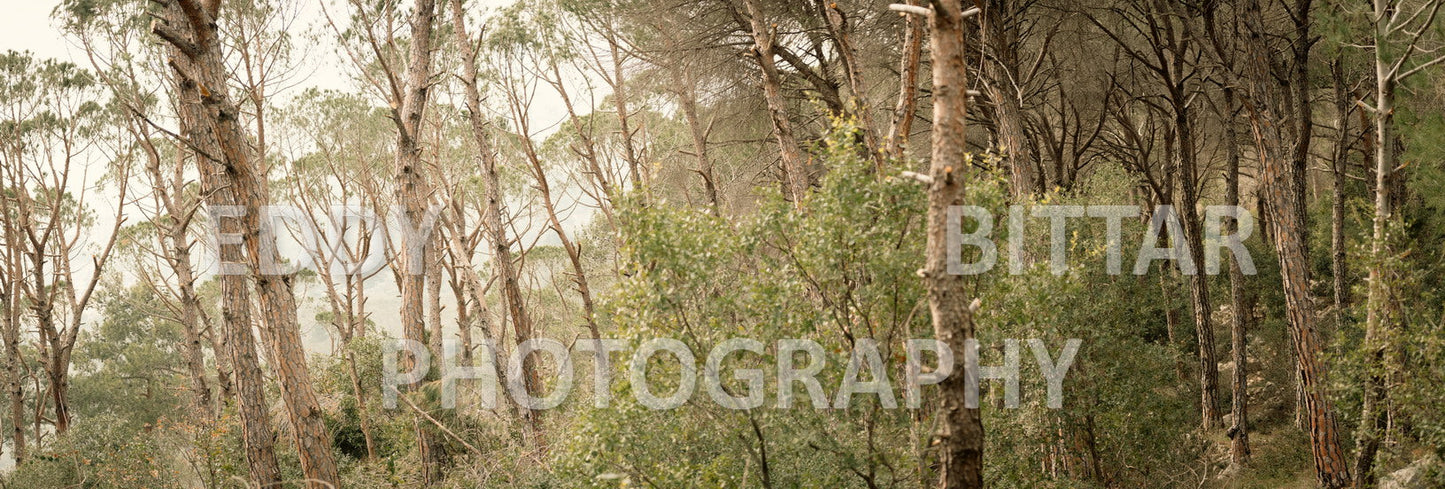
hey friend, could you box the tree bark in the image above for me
[165,33,282,488]
[979,0,1037,197]
[923,2,984,487]
[389,0,447,481]
[1239,0,1352,485]
[449,0,543,438]
[740,0,810,206]
[0,218,23,464]
[156,1,338,486]
[1174,97,1221,431]
[1329,59,1351,332]
[1223,87,1251,467]
[1355,2,1401,482]
[886,0,927,160]
[674,66,723,216]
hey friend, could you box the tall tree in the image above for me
[1238,0,1352,485]
[455,0,544,438]
[920,1,985,487]
[1355,0,1445,484]
[152,1,339,486]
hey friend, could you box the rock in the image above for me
[1380,454,1442,489]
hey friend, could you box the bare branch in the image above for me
[1399,52,1445,80]
[899,171,934,184]
[889,4,932,16]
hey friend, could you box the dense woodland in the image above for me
[1,0,1444,487]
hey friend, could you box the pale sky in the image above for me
[1,1,84,61]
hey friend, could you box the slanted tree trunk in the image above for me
[922,1,984,487]
[674,66,723,215]
[817,0,883,160]
[164,34,281,487]
[154,1,338,486]
[603,22,646,190]
[979,0,1036,197]
[449,0,543,438]
[740,0,810,206]
[1239,0,1352,485]
[507,104,602,345]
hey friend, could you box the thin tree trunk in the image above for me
[886,0,926,160]
[923,2,984,486]
[1159,262,1188,383]
[513,125,601,345]
[1292,0,1315,257]
[1174,101,1221,430]
[1223,87,1251,467]
[0,237,22,464]
[604,23,645,190]
[1329,59,1351,332]
[137,133,213,413]
[675,66,722,216]
[818,0,883,160]
[1355,3,1402,481]
[449,0,542,438]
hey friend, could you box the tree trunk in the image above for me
[1329,59,1351,332]
[740,0,810,206]
[156,1,337,486]
[390,0,447,481]
[979,0,1037,197]
[675,66,723,216]
[169,61,281,489]
[1239,1,1352,485]
[1355,4,1401,481]
[818,0,883,161]
[1223,87,1251,467]
[886,0,926,160]
[924,2,984,487]
[516,130,602,345]
[0,249,22,464]
[449,0,543,438]
[1174,98,1221,431]
[1291,0,1315,258]
[138,133,214,414]
[604,23,645,190]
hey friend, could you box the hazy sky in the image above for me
[1,1,82,61]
